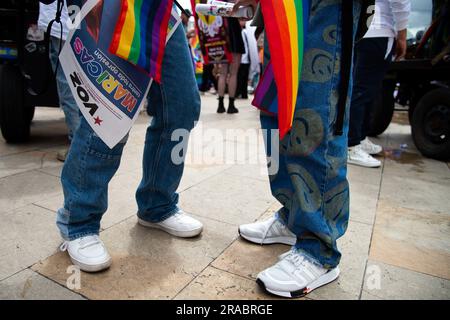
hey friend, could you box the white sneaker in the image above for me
[257,250,340,298]
[239,215,296,245]
[138,210,203,238]
[60,235,112,272]
[361,137,383,155]
[348,145,381,168]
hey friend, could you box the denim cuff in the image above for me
[137,206,180,223]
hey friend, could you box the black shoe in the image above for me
[227,106,239,114]
[227,98,239,114]
[217,97,225,113]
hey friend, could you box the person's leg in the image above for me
[49,36,81,141]
[237,63,249,99]
[241,63,249,99]
[200,64,211,92]
[135,24,201,223]
[360,39,394,141]
[348,37,390,147]
[217,63,228,113]
[347,38,391,167]
[57,119,128,241]
[227,53,241,113]
[242,0,361,297]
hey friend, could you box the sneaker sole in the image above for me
[257,267,340,298]
[138,218,203,238]
[348,158,381,168]
[68,255,112,273]
[238,228,296,246]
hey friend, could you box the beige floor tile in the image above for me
[33,215,238,299]
[307,221,372,300]
[349,181,379,225]
[0,269,84,300]
[179,173,273,226]
[174,266,281,300]
[379,174,450,214]
[33,172,141,230]
[382,153,450,184]
[370,201,450,279]
[178,163,231,192]
[0,170,61,215]
[0,150,62,179]
[0,205,60,280]
[347,164,382,186]
[221,162,270,183]
[211,239,289,280]
[362,261,450,300]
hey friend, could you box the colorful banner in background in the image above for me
[60,0,180,148]
[190,34,203,86]
[252,0,310,139]
[191,0,231,64]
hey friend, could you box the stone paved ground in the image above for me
[1,94,449,300]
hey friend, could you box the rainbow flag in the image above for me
[109,0,174,83]
[253,0,310,139]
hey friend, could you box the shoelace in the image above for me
[285,252,308,269]
[59,236,101,252]
[261,217,283,241]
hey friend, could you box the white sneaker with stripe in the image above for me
[238,215,296,245]
[257,250,340,298]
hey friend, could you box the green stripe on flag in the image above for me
[129,0,143,64]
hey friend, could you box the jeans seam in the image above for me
[148,84,168,191]
[63,231,100,242]
[138,206,179,223]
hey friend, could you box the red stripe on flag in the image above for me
[154,0,174,83]
[109,0,129,55]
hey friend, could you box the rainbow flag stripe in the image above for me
[109,0,174,83]
[255,0,309,139]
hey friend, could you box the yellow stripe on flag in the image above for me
[284,0,299,124]
[116,0,136,59]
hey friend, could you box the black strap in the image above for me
[174,0,191,18]
[29,0,65,96]
[45,0,64,75]
[334,0,354,136]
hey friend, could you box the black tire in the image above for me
[0,65,31,142]
[27,105,35,123]
[411,88,450,161]
[368,80,396,136]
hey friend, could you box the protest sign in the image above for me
[60,0,180,148]
[191,0,231,64]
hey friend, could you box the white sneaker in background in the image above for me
[239,215,296,245]
[348,145,381,168]
[361,137,383,155]
[257,250,340,298]
[60,235,112,272]
[138,209,203,238]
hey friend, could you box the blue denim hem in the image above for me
[60,231,100,242]
[292,247,336,270]
[137,206,180,224]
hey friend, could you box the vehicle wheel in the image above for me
[411,88,450,161]
[368,80,395,136]
[27,105,35,123]
[0,65,31,142]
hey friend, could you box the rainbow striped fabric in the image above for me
[109,0,174,83]
[253,0,310,139]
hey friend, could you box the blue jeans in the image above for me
[57,25,201,240]
[49,36,81,141]
[261,0,360,269]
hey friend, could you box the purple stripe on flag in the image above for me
[150,0,167,76]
